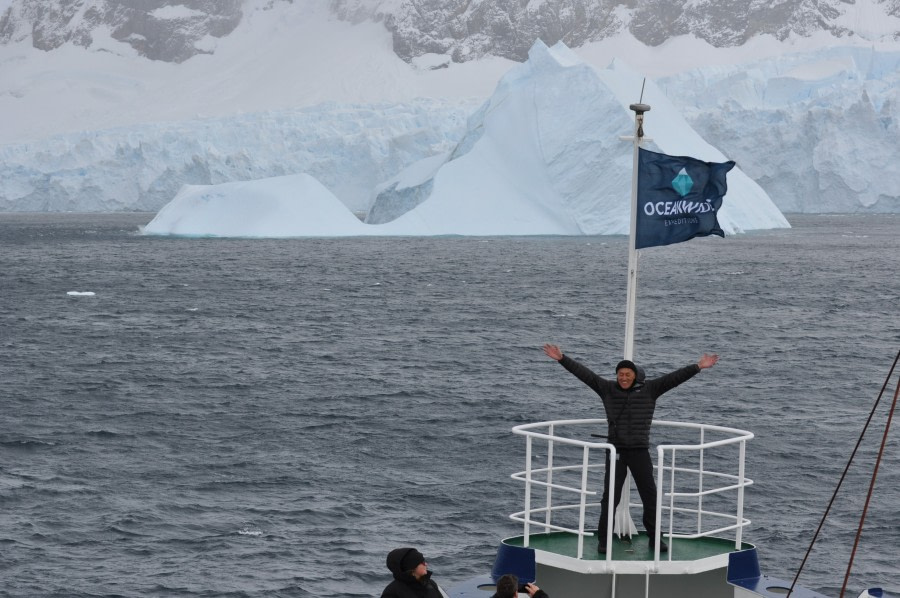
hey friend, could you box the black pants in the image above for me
[596,447,658,545]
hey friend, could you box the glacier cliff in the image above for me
[662,46,900,212]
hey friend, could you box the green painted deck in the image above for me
[506,531,750,563]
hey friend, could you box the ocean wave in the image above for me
[1,439,57,449]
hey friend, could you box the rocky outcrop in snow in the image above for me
[3,0,898,64]
[333,0,899,63]
[0,0,243,62]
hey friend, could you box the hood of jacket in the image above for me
[386,547,431,583]
[634,364,646,387]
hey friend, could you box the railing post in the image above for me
[736,439,746,548]
[667,447,676,560]
[524,435,532,545]
[605,447,617,561]
[698,426,705,535]
[654,445,665,564]
[577,444,590,560]
[545,424,555,532]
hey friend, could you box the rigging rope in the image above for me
[786,348,900,597]
[840,361,900,598]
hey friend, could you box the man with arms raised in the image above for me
[543,343,719,554]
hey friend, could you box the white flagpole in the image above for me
[614,102,651,540]
[623,102,650,360]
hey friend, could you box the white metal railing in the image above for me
[509,419,754,563]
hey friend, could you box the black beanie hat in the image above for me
[616,359,638,375]
[399,548,425,572]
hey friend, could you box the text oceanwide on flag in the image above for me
[635,148,735,249]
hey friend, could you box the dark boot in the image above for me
[648,536,668,553]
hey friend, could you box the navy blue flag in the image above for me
[635,148,735,249]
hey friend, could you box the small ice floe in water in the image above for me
[238,528,263,537]
[67,291,96,296]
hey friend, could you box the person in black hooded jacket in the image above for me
[381,547,448,598]
[542,343,719,554]
[491,574,548,598]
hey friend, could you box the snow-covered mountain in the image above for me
[1,0,899,215]
[4,0,897,64]
[337,0,900,63]
[0,0,248,63]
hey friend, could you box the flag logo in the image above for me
[671,168,692,197]
[635,148,735,249]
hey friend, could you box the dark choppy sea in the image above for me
[1,213,898,598]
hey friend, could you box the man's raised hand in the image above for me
[543,344,563,361]
[698,353,719,369]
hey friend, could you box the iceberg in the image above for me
[142,41,789,238]
[143,174,375,237]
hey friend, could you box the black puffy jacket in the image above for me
[381,548,446,598]
[559,355,700,448]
